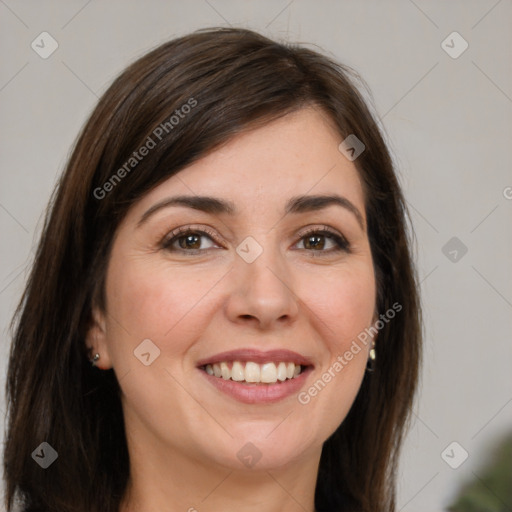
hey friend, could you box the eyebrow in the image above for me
[137,193,365,230]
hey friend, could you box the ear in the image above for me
[85,306,113,370]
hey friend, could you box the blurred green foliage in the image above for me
[447,433,512,512]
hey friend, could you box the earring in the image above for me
[366,345,376,372]
[90,353,100,366]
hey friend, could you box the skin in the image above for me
[87,107,377,512]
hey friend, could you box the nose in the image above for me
[224,242,300,330]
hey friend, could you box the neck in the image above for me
[119,426,320,512]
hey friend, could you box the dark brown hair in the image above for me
[4,27,421,512]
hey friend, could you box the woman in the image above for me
[3,27,421,512]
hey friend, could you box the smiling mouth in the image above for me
[199,361,309,385]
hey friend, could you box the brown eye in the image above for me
[162,228,220,253]
[296,228,350,253]
[177,233,202,250]
[303,234,327,250]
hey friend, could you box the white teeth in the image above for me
[231,361,245,382]
[220,362,230,380]
[244,362,260,383]
[260,363,277,383]
[277,362,287,381]
[203,361,304,384]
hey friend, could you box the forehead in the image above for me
[130,107,365,218]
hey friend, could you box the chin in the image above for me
[200,428,317,472]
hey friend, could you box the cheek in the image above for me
[293,265,375,442]
[104,253,226,362]
[302,263,376,350]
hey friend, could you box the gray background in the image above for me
[1,1,511,510]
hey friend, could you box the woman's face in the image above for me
[91,107,376,471]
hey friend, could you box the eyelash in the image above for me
[160,225,350,256]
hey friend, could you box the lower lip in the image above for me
[198,367,313,404]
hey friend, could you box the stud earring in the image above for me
[90,353,100,366]
[366,345,376,372]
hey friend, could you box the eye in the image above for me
[161,225,350,256]
[295,227,350,254]
[161,226,221,254]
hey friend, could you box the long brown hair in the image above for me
[4,27,421,512]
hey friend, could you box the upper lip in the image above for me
[196,349,314,367]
